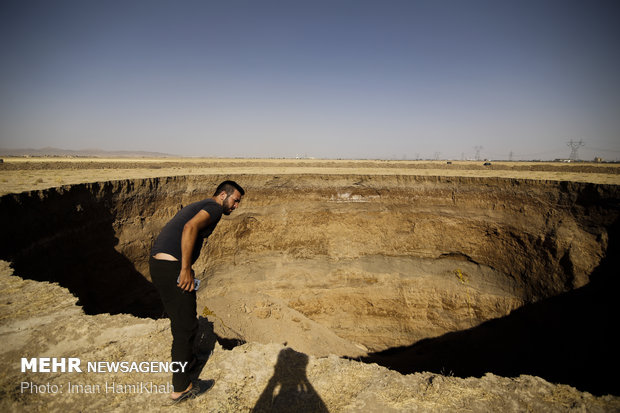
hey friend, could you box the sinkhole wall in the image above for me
[0,174,618,323]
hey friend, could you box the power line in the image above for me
[586,146,620,153]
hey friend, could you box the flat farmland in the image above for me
[1,157,618,196]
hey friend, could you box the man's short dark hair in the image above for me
[214,180,245,197]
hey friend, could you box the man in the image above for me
[149,180,244,403]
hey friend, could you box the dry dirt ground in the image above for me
[1,158,618,196]
[1,262,618,413]
[1,158,619,412]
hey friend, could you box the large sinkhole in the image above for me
[1,174,618,396]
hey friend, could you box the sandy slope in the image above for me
[1,261,617,413]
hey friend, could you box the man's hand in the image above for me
[177,268,196,292]
[178,209,211,293]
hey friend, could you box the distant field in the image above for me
[0,157,618,196]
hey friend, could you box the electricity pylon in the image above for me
[567,140,584,161]
[474,146,483,161]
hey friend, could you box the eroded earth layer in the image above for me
[1,174,619,397]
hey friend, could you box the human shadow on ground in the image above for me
[187,317,218,384]
[252,348,329,413]
[188,317,246,385]
[194,379,215,397]
[0,184,163,318]
[359,220,620,396]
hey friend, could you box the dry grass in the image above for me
[1,157,618,196]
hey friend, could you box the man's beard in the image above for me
[222,195,233,215]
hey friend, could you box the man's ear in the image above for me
[218,191,228,201]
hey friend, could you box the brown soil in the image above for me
[2,263,618,412]
[0,159,619,411]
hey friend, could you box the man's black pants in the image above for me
[149,257,198,392]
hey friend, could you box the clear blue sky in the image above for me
[1,0,619,160]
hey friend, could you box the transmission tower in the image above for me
[474,146,483,161]
[567,139,584,161]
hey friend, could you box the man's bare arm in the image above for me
[178,210,211,291]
